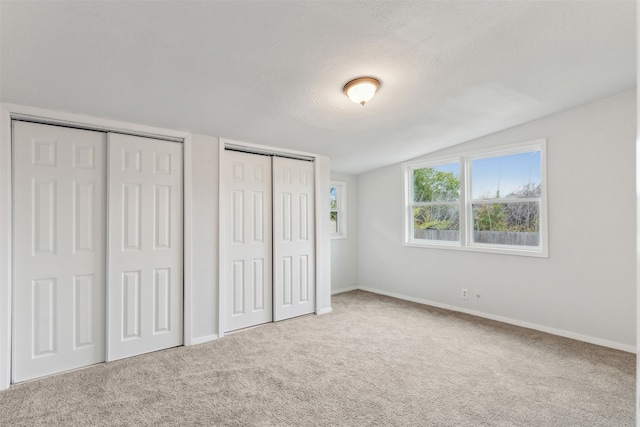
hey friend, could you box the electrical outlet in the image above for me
[461,288,468,299]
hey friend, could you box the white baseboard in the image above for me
[331,286,358,295]
[357,286,636,354]
[317,307,333,315]
[189,334,219,346]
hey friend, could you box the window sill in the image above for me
[403,240,548,258]
[331,234,348,240]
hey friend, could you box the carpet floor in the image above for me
[0,290,635,426]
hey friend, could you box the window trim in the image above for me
[402,139,548,258]
[330,180,347,240]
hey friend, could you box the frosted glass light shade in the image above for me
[343,77,381,106]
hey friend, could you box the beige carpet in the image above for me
[0,290,635,426]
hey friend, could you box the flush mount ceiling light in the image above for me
[343,77,381,106]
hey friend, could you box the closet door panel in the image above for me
[107,133,183,361]
[13,121,106,382]
[223,151,272,332]
[273,157,315,321]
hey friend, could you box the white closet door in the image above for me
[273,157,315,321]
[13,121,106,382]
[224,150,272,332]
[107,133,183,361]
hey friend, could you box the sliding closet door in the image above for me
[223,150,273,332]
[107,133,183,361]
[13,121,106,382]
[273,157,315,321]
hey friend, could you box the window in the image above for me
[409,161,460,243]
[470,151,541,248]
[330,181,347,239]
[403,139,547,257]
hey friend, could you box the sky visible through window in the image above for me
[472,151,540,199]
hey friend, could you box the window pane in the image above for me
[330,187,337,209]
[413,163,460,202]
[330,212,338,234]
[471,151,541,199]
[472,201,539,246]
[413,205,459,241]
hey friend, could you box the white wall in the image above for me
[358,90,636,351]
[330,172,358,293]
[190,134,219,342]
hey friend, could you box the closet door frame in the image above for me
[0,103,194,390]
[218,139,331,338]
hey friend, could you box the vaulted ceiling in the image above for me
[1,1,635,174]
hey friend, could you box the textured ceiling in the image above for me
[0,1,636,174]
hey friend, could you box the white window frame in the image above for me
[403,139,548,258]
[404,158,462,248]
[330,180,347,239]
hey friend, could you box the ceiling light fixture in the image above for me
[343,77,381,106]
